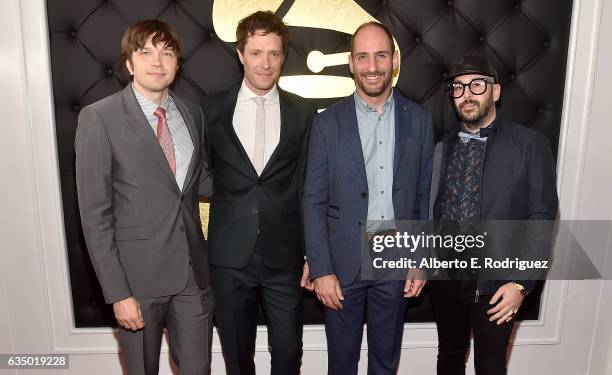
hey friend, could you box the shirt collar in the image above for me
[460,116,498,138]
[354,89,394,114]
[237,79,280,104]
[131,84,172,117]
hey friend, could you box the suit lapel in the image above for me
[220,84,259,177]
[173,93,200,194]
[393,92,412,178]
[121,85,179,190]
[341,96,368,185]
[261,88,290,176]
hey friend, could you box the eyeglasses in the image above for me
[448,78,496,98]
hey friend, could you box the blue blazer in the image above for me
[303,92,434,285]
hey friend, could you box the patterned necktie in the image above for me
[252,96,266,175]
[154,107,176,176]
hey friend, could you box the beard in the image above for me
[456,98,494,130]
[355,70,393,97]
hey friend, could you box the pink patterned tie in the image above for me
[154,107,176,176]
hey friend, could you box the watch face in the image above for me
[513,282,526,294]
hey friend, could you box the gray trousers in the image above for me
[118,267,214,375]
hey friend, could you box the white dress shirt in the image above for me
[232,80,281,174]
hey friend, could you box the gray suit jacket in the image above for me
[75,85,210,304]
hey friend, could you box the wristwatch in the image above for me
[512,282,528,296]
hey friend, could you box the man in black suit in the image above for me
[201,11,316,375]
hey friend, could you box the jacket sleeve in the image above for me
[409,110,435,270]
[75,107,132,304]
[303,114,335,278]
[516,133,559,292]
[198,100,213,198]
[415,111,434,220]
[297,105,317,258]
[527,133,559,220]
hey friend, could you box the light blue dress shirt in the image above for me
[354,91,395,232]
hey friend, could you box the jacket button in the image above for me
[361,192,368,198]
[179,226,185,232]
[257,180,262,185]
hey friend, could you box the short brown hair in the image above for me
[235,11,289,54]
[350,22,395,55]
[120,19,183,79]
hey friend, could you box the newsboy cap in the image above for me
[447,55,498,81]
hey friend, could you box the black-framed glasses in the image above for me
[448,78,496,98]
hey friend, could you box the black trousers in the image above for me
[210,242,303,375]
[428,281,514,375]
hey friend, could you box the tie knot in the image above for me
[154,106,167,119]
[252,96,265,107]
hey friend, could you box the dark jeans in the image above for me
[428,281,515,375]
[210,240,303,375]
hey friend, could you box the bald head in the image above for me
[350,22,395,56]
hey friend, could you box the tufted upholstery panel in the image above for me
[47,0,572,327]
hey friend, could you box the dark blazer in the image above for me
[303,92,434,286]
[430,118,559,294]
[75,85,210,304]
[202,82,316,269]
[432,118,558,221]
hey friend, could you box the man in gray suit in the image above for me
[75,20,213,375]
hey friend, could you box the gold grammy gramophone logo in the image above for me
[200,0,402,235]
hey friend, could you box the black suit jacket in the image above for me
[431,117,558,294]
[202,82,316,269]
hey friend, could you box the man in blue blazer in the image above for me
[303,22,434,374]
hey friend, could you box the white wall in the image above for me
[1,0,612,374]
[582,0,612,372]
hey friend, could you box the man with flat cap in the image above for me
[428,56,558,374]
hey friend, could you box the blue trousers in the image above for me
[324,279,407,375]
